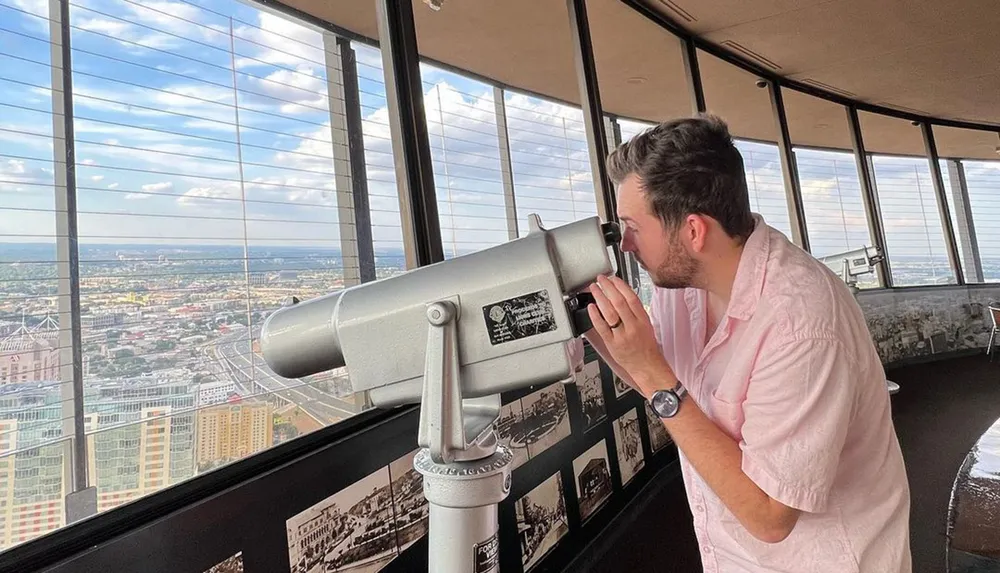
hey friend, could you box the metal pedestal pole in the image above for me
[415,445,512,573]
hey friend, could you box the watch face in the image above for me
[652,390,679,418]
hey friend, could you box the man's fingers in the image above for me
[606,275,648,320]
[589,282,621,328]
[597,275,636,324]
[587,303,613,340]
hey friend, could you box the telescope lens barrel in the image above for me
[259,291,346,379]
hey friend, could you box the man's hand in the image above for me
[585,274,675,398]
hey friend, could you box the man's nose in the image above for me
[620,234,635,253]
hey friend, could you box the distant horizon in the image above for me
[0,241,990,262]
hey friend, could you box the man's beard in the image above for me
[648,237,699,290]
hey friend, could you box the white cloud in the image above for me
[107,183,119,189]
[124,193,152,200]
[141,182,174,192]
[11,0,46,16]
[76,18,132,37]
[242,66,327,116]
[234,12,325,70]
[0,158,51,193]
[91,175,105,182]
[9,0,48,32]
[120,1,227,46]
[177,183,242,206]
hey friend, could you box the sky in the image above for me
[0,0,997,268]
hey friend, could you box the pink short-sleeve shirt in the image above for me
[650,216,911,572]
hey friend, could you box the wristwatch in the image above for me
[649,381,687,419]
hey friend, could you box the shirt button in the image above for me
[695,505,704,512]
[703,546,712,554]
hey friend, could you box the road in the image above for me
[209,330,361,425]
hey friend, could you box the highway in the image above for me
[209,330,362,425]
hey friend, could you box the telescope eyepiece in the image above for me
[601,222,621,245]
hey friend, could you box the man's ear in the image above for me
[687,214,711,253]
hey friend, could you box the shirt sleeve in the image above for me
[739,337,855,514]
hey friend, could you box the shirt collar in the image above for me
[726,214,769,321]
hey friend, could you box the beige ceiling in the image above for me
[280,0,1000,160]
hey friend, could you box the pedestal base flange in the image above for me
[415,444,513,508]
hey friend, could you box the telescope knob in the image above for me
[427,301,456,326]
[601,221,621,245]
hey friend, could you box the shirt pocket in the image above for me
[707,389,745,441]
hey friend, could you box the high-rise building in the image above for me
[0,388,66,549]
[84,380,196,513]
[196,381,237,407]
[0,336,59,386]
[0,378,198,547]
[195,402,273,472]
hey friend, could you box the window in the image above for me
[0,0,67,551]
[859,112,955,286]
[782,89,876,289]
[933,125,1000,283]
[353,43,406,277]
[617,118,653,144]
[505,92,598,233]
[960,160,1000,281]
[870,155,954,286]
[420,64,509,257]
[795,148,871,258]
[735,141,794,240]
[0,0,392,551]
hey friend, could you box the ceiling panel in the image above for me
[783,88,852,150]
[642,0,834,35]
[697,0,1000,74]
[697,48,777,143]
[857,111,926,157]
[934,126,999,161]
[589,0,693,122]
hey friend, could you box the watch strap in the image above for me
[673,380,687,400]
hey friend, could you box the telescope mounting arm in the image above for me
[418,298,500,464]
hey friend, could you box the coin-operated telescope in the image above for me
[260,214,619,573]
[818,245,884,291]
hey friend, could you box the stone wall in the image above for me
[856,285,1000,366]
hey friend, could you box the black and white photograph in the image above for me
[572,439,613,522]
[497,400,531,470]
[614,408,645,486]
[388,449,429,553]
[204,551,244,573]
[286,466,399,573]
[577,359,606,430]
[516,472,569,572]
[521,381,572,459]
[644,402,673,453]
[858,286,994,365]
[613,375,632,398]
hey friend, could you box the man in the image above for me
[583,115,911,572]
